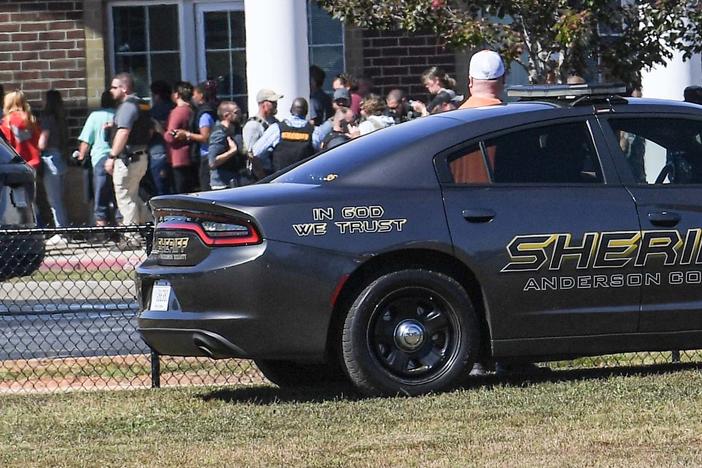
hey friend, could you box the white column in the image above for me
[641,51,702,100]
[244,0,309,119]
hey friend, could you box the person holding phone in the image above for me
[163,81,195,194]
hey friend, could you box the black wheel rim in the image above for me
[367,286,460,382]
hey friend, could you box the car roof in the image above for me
[272,97,702,189]
[434,97,702,123]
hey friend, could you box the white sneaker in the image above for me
[46,234,68,246]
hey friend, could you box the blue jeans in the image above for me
[149,151,172,196]
[93,155,117,223]
[41,150,68,227]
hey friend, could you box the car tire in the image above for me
[341,269,479,396]
[254,359,346,388]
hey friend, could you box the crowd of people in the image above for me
[16,50,694,251]
[0,60,479,246]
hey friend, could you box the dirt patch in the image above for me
[0,354,267,394]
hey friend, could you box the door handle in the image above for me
[462,209,495,223]
[648,210,681,227]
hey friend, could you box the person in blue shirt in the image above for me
[77,90,117,226]
[251,97,325,177]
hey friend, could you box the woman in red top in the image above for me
[163,81,195,194]
[1,90,41,169]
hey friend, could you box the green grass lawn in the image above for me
[1,365,702,467]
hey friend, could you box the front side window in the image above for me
[447,122,603,184]
[606,118,702,185]
[112,4,181,97]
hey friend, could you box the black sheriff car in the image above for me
[137,84,702,396]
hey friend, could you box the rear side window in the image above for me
[447,121,603,184]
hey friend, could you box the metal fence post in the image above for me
[672,350,681,363]
[151,350,161,388]
[144,224,154,255]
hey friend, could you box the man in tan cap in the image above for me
[243,88,283,155]
[459,49,506,109]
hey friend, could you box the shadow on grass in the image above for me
[198,361,702,405]
[199,381,363,404]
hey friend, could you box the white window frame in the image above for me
[107,0,186,84]
[194,1,246,93]
[107,0,233,84]
[106,1,346,95]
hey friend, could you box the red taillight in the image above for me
[157,220,261,246]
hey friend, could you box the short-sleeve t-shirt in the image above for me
[115,96,140,130]
[78,108,116,167]
[1,112,40,168]
[198,112,215,156]
[39,115,62,152]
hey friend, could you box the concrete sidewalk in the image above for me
[38,239,148,272]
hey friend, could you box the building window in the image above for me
[307,2,344,93]
[111,4,181,97]
[108,1,345,103]
[200,9,247,106]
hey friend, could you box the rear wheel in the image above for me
[254,359,346,388]
[341,269,479,396]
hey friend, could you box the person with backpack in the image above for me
[243,88,281,154]
[208,101,248,189]
[320,108,354,151]
[104,72,153,248]
[251,97,325,177]
[187,80,217,191]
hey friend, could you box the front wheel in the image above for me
[341,269,480,396]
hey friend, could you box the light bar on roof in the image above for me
[506,83,627,98]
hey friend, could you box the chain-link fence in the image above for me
[0,226,263,393]
[0,225,699,394]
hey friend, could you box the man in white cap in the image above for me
[242,88,283,155]
[459,49,505,109]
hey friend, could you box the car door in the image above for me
[439,117,642,343]
[599,114,702,333]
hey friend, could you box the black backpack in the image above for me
[321,131,350,150]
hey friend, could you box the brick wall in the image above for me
[0,1,88,141]
[0,1,91,225]
[362,29,457,102]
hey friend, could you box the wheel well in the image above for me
[325,249,491,362]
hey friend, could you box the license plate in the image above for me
[150,284,171,311]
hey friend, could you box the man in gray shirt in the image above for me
[243,88,282,154]
[105,72,152,247]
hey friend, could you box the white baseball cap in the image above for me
[256,88,283,103]
[469,50,505,80]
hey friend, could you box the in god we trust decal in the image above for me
[292,205,407,236]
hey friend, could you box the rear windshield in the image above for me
[272,116,459,185]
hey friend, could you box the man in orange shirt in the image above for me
[460,49,505,109]
[451,49,507,184]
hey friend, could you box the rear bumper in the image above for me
[136,239,356,360]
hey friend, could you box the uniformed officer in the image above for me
[105,72,153,248]
[250,97,325,178]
